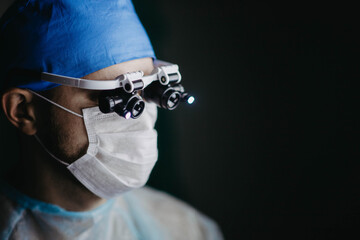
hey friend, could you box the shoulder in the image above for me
[121,186,224,240]
[0,187,24,240]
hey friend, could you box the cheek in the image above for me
[57,112,89,158]
[42,106,89,163]
[35,86,92,163]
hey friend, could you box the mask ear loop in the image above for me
[34,134,70,166]
[28,89,80,166]
[28,89,83,118]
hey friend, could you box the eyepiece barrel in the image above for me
[99,89,145,119]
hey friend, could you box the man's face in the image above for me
[34,57,154,164]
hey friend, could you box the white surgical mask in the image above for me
[31,90,158,199]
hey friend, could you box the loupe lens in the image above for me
[99,89,145,119]
[99,96,112,113]
[127,96,145,119]
[162,90,181,110]
[99,95,123,113]
[143,82,182,110]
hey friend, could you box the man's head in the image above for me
[2,57,155,164]
[0,0,191,204]
[0,0,159,205]
[0,0,156,162]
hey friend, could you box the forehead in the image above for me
[82,58,154,81]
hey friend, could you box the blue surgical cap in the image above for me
[0,0,155,91]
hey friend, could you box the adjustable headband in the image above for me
[38,60,181,92]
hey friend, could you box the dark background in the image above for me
[132,0,359,239]
[0,1,358,239]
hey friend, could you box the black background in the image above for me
[133,0,359,239]
[0,1,358,239]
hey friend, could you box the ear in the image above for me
[1,88,37,135]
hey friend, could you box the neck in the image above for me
[6,134,106,212]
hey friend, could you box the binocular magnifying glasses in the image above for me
[33,60,195,119]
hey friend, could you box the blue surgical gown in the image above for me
[0,181,223,240]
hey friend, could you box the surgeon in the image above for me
[0,0,223,239]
